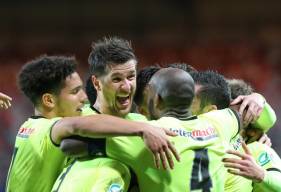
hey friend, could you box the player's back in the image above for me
[106,108,239,192]
[6,117,66,192]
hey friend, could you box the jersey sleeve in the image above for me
[106,113,150,167]
[248,142,281,172]
[248,142,281,192]
[252,102,277,133]
[27,117,62,154]
[254,170,281,192]
[106,136,144,166]
[6,117,65,192]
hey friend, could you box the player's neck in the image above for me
[162,109,192,120]
[34,107,57,119]
[94,96,108,114]
[93,101,126,118]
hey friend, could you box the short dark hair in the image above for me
[227,79,254,100]
[191,70,230,109]
[134,66,161,105]
[88,37,137,77]
[167,63,197,73]
[85,76,97,106]
[18,55,77,106]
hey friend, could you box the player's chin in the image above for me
[73,110,82,116]
[117,106,131,116]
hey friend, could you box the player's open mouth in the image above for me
[76,105,84,112]
[117,96,130,107]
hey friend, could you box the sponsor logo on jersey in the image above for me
[170,127,218,141]
[231,136,242,150]
[258,152,271,166]
[17,127,34,138]
[108,183,123,192]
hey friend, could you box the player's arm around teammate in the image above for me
[231,92,276,131]
[223,142,281,192]
[225,79,280,191]
[51,114,180,169]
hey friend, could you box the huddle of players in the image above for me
[6,37,280,192]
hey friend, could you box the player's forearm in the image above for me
[252,102,276,132]
[72,114,146,137]
[254,170,281,192]
[53,114,146,144]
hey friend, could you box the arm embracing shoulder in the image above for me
[50,114,145,145]
[252,102,277,132]
[254,170,281,192]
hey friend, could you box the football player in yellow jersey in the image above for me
[62,67,243,192]
[52,37,180,192]
[190,72,279,192]
[223,78,281,192]
[134,67,278,191]
[6,55,178,192]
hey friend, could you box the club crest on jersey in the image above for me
[258,152,271,166]
[17,127,34,138]
[169,127,218,141]
[108,183,123,192]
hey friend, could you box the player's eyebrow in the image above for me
[111,70,136,77]
[69,85,83,93]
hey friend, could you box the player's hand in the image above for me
[243,127,263,144]
[142,126,180,170]
[231,93,265,126]
[222,142,265,183]
[258,133,272,147]
[0,92,12,110]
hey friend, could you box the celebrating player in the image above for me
[6,55,177,192]
[51,37,179,192]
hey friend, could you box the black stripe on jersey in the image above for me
[128,168,139,191]
[267,168,281,173]
[49,120,62,147]
[58,136,106,158]
[178,115,198,121]
[30,115,46,119]
[87,138,106,157]
[186,115,198,120]
[90,105,102,114]
[229,108,241,139]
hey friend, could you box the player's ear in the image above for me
[137,106,147,117]
[203,104,217,113]
[155,94,164,110]
[41,93,56,109]
[92,75,101,91]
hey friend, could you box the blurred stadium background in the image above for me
[0,0,280,190]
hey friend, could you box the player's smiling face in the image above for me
[96,60,137,117]
[55,72,87,117]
